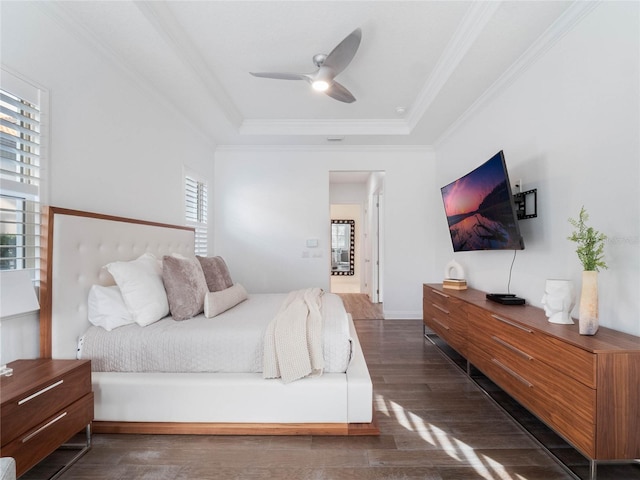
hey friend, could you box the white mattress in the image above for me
[78,292,352,374]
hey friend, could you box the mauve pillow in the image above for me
[196,256,233,292]
[162,255,208,321]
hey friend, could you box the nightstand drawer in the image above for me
[1,392,94,478]
[1,360,91,446]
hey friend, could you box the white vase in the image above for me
[542,279,575,324]
[579,271,599,335]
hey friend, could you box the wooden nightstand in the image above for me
[0,359,93,478]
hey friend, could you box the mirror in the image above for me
[331,219,355,276]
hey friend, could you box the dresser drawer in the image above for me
[468,339,596,457]
[1,360,92,445]
[423,287,467,355]
[424,309,467,355]
[466,304,596,388]
[1,392,93,477]
[423,286,464,316]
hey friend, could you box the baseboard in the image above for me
[381,311,422,320]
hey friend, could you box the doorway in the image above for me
[329,171,384,304]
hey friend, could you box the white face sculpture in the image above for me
[541,280,575,324]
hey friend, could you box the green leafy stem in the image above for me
[567,206,608,272]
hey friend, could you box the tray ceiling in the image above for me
[41,1,590,147]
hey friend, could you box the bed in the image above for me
[39,206,376,435]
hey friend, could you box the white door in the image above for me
[370,193,383,304]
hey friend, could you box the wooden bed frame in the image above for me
[39,207,377,436]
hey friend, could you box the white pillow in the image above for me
[87,285,135,331]
[106,253,169,326]
[204,283,248,318]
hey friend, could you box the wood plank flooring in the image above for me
[24,316,640,479]
[336,293,383,319]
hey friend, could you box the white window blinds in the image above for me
[0,82,41,281]
[185,174,208,256]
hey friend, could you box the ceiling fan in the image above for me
[250,28,362,103]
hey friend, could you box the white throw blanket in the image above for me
[263,288,325,383]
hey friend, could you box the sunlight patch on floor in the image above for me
[374,393,389,416]
[458,442,521,479]
[378,395,521,480]
[390,400,413,432]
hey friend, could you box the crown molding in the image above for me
[405,1,502,130]
[134,1,243,128]
[434,0,601,148]
[215,144,434,154]
[239,118,411,136]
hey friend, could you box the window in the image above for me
[185,172,208,256]
[0,74,43,283]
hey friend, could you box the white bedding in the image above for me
[78,292,352,374]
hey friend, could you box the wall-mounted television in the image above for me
[441,150,524,252]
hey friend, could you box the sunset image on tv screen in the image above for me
[441,152,523,251]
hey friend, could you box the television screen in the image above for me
[441,151,524,252]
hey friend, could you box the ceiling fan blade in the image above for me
[249,72,309,81]
[323,28,362,75]
[325,81,356,103]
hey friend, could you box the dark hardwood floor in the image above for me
[25,317,640,479]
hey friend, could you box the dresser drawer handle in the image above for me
[491,336,534,361]
[491,359,533,388]
[432,303,450,315]
[431,317,450,331]
[491,315,533,334]
[431,289,450,298]
[22,412,67,443]
[18,379,64,405]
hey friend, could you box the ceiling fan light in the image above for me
[312,80,330,92]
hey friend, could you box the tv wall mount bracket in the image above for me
[513,189,537,220]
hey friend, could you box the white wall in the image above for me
[214,147,437,318]
[0,2,215,362]
[1,2,215,224]
[433,2,640,335]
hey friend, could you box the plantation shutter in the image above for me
[0,85,41,281]
[185,174,208,256]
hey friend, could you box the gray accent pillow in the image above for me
[197,256,234,292]
[162,255,208,321]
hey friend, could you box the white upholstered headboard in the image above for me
[40,207,195,358]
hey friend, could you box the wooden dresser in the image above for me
[423,284,640,468]
[0,359,93,477]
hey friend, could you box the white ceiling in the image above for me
[43,1,582,147]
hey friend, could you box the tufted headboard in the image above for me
[40,207,195,358]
